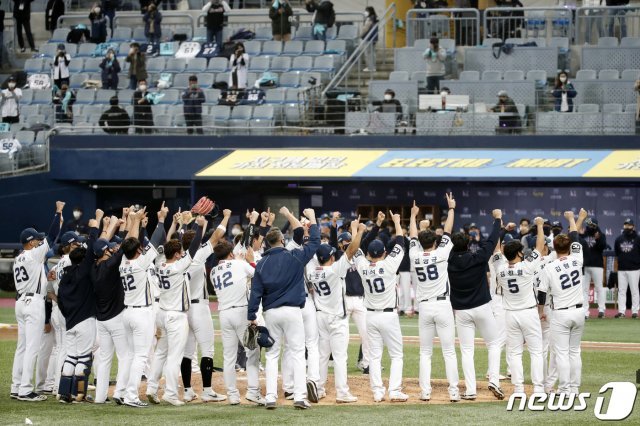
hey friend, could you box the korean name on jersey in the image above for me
[409,234,453,301]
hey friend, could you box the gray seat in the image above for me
[597,37,619,47]
[303,41,325,56]
[202,89,221,105]
[193,26,207,42]
[337,25,357,41]
[68,59,85,73]
[153,114,173,132]
[228,105,253,131]
[504,70,525,81]
[69,73,90,89]
[279,72,301,88]
[210,105,231,126]
[15,130,35,145]
[111,27,132,42]
[207,58,229,73]
[578,103,599,113]
[326,40,347,55]
[411,71,427,85]
[291,56,313,71]
[132,27,146,41]
[460,70,480,81]
[75,90,96,105]
[413,39,430,51]
[598,69,619,80]
[95,89,117,104]
[197,74,214,89]
[24,58,44,74]
[185,58,207,72]
[172,73,191,89]
[389,71,409,81]
[32,91,52,105]
[265,88,287,124]
[77,43,98,57]
[621,69,640,80]
[482,70,502,81]
[295,26,313,40]
[270,57,292,72]
[165,58,187,73]
[576,69,596,80]
[20,90,33,105]
[526,69,547,83]
[147,58,166,73]
[83,58,102,73]
[49,28,67,42]
[249,56,270,73]
[244,41,262,56]
[156,89,180,105]
[261,41,283,56]
[603,103,623,113]
[620,37,640,47]
[282,41,304,57]
[254,26,273,41]
[313,56,335,73]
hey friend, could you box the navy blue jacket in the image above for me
[552,82,577,112]
[248,224,320,320]
[182,88,205,115]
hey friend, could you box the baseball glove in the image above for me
[243,324,259,351]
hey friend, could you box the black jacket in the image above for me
[270,1,293,36]
[45,0,65,31]
[99,106,130,134]
[448,219,500,310]
[13,0,33,18]
[92,250,125,322]
[615,231,640,271]
[580,229,606,268]
[306,0,335,27]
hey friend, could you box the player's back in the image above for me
[120,245,158,307]
[307,255,350,316]
[211,259,254,311]
[156,254,193,312]
[355,244,404,310]
[13,241,49,295]
[494,251,541,310]
[410,235,452,301]
[187,241,214,301]
[544,253,584,309]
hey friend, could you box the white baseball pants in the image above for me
[62,317,97,375]
[583,267,606,315]
[541,305,557,392]
[398,271,413,313]
[455,302,501,395]
[490,294,509,375]
[122,306,155,403]
[617,269,640,315]
[367,310,403,397]
[418,299,459,396]
[50,305,66,393]
[184,302,215,360]
[264,306,306,403]
[220,306,260,399]
[162,311,189,401]
[316,311,350,398]
[35,324,55,392]
[551,307,584,394]
[282,298,320,392]
[12,296,45,396]
[146,308,167,395]
[95,312,130,402]
[345,295,369,369]
[505,308,544,394]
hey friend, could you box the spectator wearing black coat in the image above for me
[45,0,65,35]
[89,5,108,44]
[143,2,162,43]
[202,0,230,46]
[99,48,120,89]
[99,96,130,134]
[490,90,522,133]
[269,0,293,41]
[13,0,37,52]
[182,75,205,135]
[579,218,607,318]
[305,0,335,41]
[101,0,119,36]
[552,71,577,112]
[132,79,153,134]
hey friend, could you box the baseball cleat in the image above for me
[419,392,431,401]
[317,391,326,400]
[598,311,605,318]
[306,380,319,403]
[113,396,124,405]
[162,396,185,406]
[362,367,369,375]
[201,390,227,402]
[284,391,294,400]
[293,400,311,410]
[146,393,161,405]
[265,401,277,410]
[10,393,18,399]
[228,396,241,405]
[633,313,638,319]
[59,395,73,404]
[389,391,408,402]
[245,393,266,406]
[488,383,505,400]
[450,391,461,402]
[124,399,149,408]
[615,313,625,318]
[461,393,477,400]
[41,389,54,395]
[87,385,96,391]
[336,393,357,403]
[373,394,385,403]
[18,393,47,402]
[183,388,198,402]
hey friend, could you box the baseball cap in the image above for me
[320,213,330,220]
[57,43,66,50]
[316,245,336,263]
[365,220,373,227]
[60,231,86,247]
[624,218,634,225]
[20,228,46,244]
[111,235,123,244]
[501,233,514,245]
[337,232,352,243]
[93,238,117,257]
[8,76,16,82]
[367,239,386,258]
[497,90,508,97]
[551,221,562,228]
[256,326,275,348]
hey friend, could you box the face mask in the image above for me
[129,48,135,55]
[8,83,15,89]
[624,228,634,236]
[364,12,369,17]
[231,228,241,237]
[94,7,101,13]
[107,53,113,59]
[559,77,567,83]
[384,94,392,101]
[191,84,198,89]
[139,84,147,91]
[440,91,448,97]
[73,211,81,220]
[469,231,478,238]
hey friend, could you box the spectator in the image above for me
[101,0,118,37]
[614,218,640,318]
[229,42,248,89]
[519,218,530,239]
[360,6,378,73]
[635,79,640,134]
[99,48,121,90]
[161,0,175,11]
[45,0,65,35]
[89,3,108,44]
[202,0,230,47]
[583,0,604,44]
[182,75,205,135]
[53,84,76,123]
[423,37,446,94]
[143,2,162,44]
[305,0,335,41]
[490,90,521,133]
[99,96,130,134]
[269,0,293,42]
[1,76,21,123]
[372,89,402,122]
[0,3,4,69]
[606,0,628,38]
[125,42,147,90]
[53,43,71,89]
[13,0,37,53]
[552,71,577,113]
[61,207,88,234]
[132,78,153,134]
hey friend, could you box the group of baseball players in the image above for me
[9,193,611,408]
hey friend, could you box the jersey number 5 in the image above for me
[366,278,385,293]
[507,278,519,293]
[559,270,580,290]
[415,264,438,282]
[14,266,29,283]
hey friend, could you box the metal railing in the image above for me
[0,131,50,178]
[483,6,574,42]
[321,2,396,98]
[57,13,111,30]
[576,5,640,45]
[406,8,480,47]
[114,13,195,40]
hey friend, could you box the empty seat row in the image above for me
[575,69,640,80]
[591,36,640,47]
[459,70,548,82]
[243,40,347,57]
[49,26,193,44]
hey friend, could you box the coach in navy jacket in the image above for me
[248,214,320,321]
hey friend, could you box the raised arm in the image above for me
[409,201,419,239]
[476,209,502,263]
[243,210,260,248]
[102,215,122,242]
[389,210,404,247]
[346,218,364,260]
[209,209,231,245]
[533,216,545,254]
[443,192,455,234]
[46,201,65,245]
[167,208,181,241]
[300,208,320,263]
[575,208,587,234]
[149,202,168,248]
[188,215,206,258]
[565,210,578,242]
[280,206,303,245]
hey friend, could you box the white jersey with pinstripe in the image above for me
[539,242,584,309]
[120,244,158,307]
[13,240,49,295]
[306,255,350,317]
[210,259,254,311]
[156,253,193,312]
[409,234,453,302]
[353,244,404,310]
[491,249,543,310]
[187,241,214,301]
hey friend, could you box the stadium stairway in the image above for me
[343,47,394,98]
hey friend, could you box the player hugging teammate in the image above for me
[11,196,592,406]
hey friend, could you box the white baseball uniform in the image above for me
[488,259,509,377]
[492,250,544,394]
[535,252,558,392]
[212,258,262,401]
[354,242,405,399]
[120,244,158,404]
[409,234,459,398]
[538,240,585,394]
[11,240,49,396]
[306,255,352,399]
[155,253,192,401]
[184,241,215,362]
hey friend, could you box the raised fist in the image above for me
[534,217,544,227]
[578,208,588,220]
[223,209,232,218]
[279,206,290,216]
[250,210,260,223]
[303,208,316,220]
[492,209,502,219]
[56,201,66,213]
[564,211,575,220]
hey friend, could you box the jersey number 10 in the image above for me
[366,278,385,293]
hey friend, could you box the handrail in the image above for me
[114,13,195,33]
[405,8,480,47]
[322,2,396,97]
[57,13,111,29]
[482,6,574,42]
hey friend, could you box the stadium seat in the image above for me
[389,71,409,81]
[254,26,273,41]
[526,70,547,88]
[598,69,619,80]
[24,58,44,74]
[174,26,193,40]
[291,56,313,72]
[68,59,85,73]
[173,73,190,89]
[295,26,313,40]
[69,73,90,89]
[147,57,167,73]
[19,89,33,105]
[620,37,640,47]
[32,90,52,105]
[75,90,96,105]
[95,90,116,104]
[504,70,525,81]
[193,27,207,42]
[40,43,59,58]
[156,89,180,104]
[165,58,187,73]
[312,56,335,73]
[210,105,231,126]
[578,103,599,113]
[245,41,262,57]
[49,28,67,42]
[154,114,173,132]
[117,89,134,103]
[265,88,286,123]
[77,43,98,57]
[15,130,35,145]
[460,70,480,81]
[250,118,274,135]
[185,58,207,72]
[303,41,325,56]
[625,103,637,113]
[326,40,347,55]
[83,58,102,73]
[482,70,502,81]
[413,39,430,51]
[208,57,229,73]
[261,41,283,56]
[603,103,623,113]
[621,69,640,80]
[249,56,270,73]
[270,56,292,72]
[337,25,357,41]
[576,69,596,80]
[597,37,619,47]
[282,41,304,57]
[197,73,214,89]
[111,27,132,42]
[301,72,322,88]
[279,71,301,88]
[411,71,427,86]
[118,42,132,57]
[132,27,146,41]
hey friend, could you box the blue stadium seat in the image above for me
[254,26,273,41]
[24,58,44,74]
[460,70,480,81]
[245,41,262,57]
[270,56,291,72]
[207,57,229,73]
[83,58,102,73]
[77,43,98,57]
[110,27,132,42]
[291,56,313,71]
[279,71,301,88]
[75,90,96,105]
[282,41,303,57]
[482,70,502,81]
[249,56,270,73]
[185,58,207,72]
[303,41,325,56]
[598,69,619,80]
[49,28,67,42]
[261,41,283,56]
[68,59,85,73]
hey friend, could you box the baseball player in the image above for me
[614,218,640,318]
[212,231,266,406]
[11,201,64,402]
[307,218,363,403]
[35,299,55,395]
[487,234,512,381]
[448,209,503,401]
[537,211,585,394]
[181,209,229,403]
[353,211,407,403]
[409,195,460,402]
[56,210,102,403]
[120,205,166,408]
[92,211,138,405]
[248,208,320,410]
[580,218,607,318]
[491,216,546,395]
